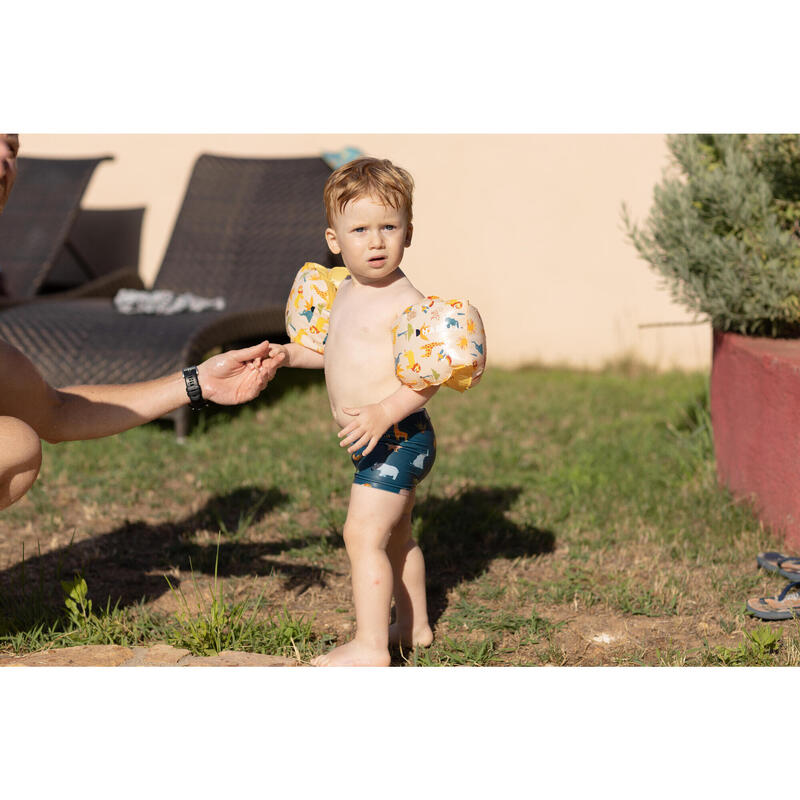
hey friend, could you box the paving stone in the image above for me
[0,644,134,667]
[121,644,192,666]
[181,650,297,667]
[0,644,298,666]
[145,644,193,665]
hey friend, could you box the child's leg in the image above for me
[311,483,411,667]
[386,490,433,648]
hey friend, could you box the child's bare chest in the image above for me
[328,285,399,346]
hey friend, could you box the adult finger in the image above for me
[229,340,271,362]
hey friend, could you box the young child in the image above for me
[271,157,438,666]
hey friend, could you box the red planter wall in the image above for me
[711,330,800,549]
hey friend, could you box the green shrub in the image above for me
[625,134,800,337]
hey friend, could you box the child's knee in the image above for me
[342,520,366,552]
[0,417,42,510]
[342,519,390,553]
[388,529,416,558]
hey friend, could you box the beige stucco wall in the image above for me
[18,134,710,371]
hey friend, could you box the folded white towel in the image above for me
[114,289,226,315]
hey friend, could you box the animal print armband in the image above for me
[392,297,486,392]
[285,262,350,354]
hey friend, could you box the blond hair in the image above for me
[324,157,414,226]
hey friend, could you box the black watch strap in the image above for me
[183,366,208,411]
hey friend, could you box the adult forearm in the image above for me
[45,374,188,443]
[25,339,277,444]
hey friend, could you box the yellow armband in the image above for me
[284,262,349,354]
[392,296,486,392]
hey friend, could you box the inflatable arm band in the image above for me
[285,262,349,354]
[392,296,486,392]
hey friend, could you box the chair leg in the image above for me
[174,407,191,441]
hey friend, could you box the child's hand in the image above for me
[338,403,392,456]
[267,343,289,369]
[266,342,324,370]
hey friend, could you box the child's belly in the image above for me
[325,338,401,428]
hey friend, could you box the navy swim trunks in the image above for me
[351,410,436,494]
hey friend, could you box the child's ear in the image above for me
[325,227,341,254]
[404,223,413,248]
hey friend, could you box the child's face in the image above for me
[325,194,412,285]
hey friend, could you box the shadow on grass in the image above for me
[415,486,556,625]
[0,484,336,633]
[0,483,554,637]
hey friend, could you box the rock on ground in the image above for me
[0,644,297,667]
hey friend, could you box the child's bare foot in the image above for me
[388,621,433,649]
[311,639,391,667]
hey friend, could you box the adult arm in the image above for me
[0,339,283,443]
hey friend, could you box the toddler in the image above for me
[271,157,438,666]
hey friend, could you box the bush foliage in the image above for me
[625,134,800,337]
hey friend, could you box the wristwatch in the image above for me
[182,365,208,411]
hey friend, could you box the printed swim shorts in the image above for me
[351,409,436,494]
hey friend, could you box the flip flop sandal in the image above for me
[746,581,800,620]
[756,552,800,581]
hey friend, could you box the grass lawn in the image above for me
[0,363,796,665]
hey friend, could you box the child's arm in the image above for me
[269,342,324,369]
[338,384,439,456]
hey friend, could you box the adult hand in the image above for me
[196,340,284,406]
[338,402,392,456]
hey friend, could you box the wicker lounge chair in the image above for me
[42,206,146,297]
[0,154,338,437]
[0,156,145,307]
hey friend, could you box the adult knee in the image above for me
[0,417,42,510]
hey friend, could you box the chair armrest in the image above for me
[0,269,145,310]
